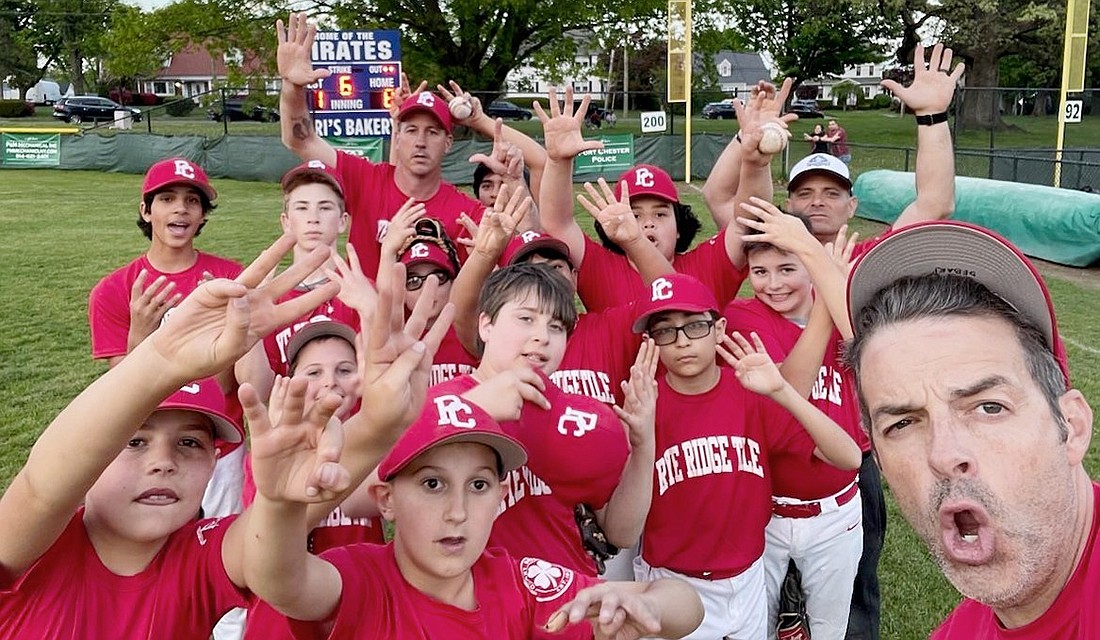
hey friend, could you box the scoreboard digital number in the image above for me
[311,64,399,112]
[309,30,402,138]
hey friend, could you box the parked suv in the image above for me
[788,98,824,118]
[485,100,533,121]
[207,96,280,122]
[52,96,142,124]
[702,101,736,119]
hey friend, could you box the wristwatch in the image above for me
[915,111,949,126]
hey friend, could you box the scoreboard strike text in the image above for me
[311,65,398,111]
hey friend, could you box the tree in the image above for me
[831,79,862,110]
[718,0,888,97]
[934,0,1060,130]
[309,0,666,102]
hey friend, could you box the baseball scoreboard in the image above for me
[309,30,401,138]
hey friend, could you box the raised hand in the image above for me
[613,338,658,449]
[576,178,641,247]
[533,85,604,162]
[358,258,453,433]
[243,376,350,503]
[276,13,330,88]
[127,270,182,350]
[327,243,378,317]
[148,234,337,382]
[880,43,964,116]
[737,196,819,256]
[436,79,484,126]
[825,224,860,277]
[716,332,785,397]
[733,78,798,160]
[468,118,525,183]
[379,197,428,260]
[472,182,532,259]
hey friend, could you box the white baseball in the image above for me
[758,122,788,155]
[449,96,473,120]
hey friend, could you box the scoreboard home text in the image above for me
[309,30,402,138]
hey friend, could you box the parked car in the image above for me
[52,96,142,124]
[207,97,280,123]
[702,101,737,119]
[485,100,533,121]
[788,98,824,118]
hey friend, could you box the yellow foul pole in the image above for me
[667,1,692,182]
[1054,0,1090,187]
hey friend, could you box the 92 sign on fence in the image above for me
[1063,100,1083,124]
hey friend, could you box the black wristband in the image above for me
[735,131,743,143]
[915,111,949,126]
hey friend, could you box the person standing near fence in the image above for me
[826,120,851,164]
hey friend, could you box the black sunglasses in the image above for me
[648,319,715,346]
[405,269,453,291]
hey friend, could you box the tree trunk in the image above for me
[69,47,85,95]
[958,52,1009,131]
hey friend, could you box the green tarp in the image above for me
[854,169,1100,267]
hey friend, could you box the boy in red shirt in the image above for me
[0,236,343,639]
[243,373,703,639]
[632,273,861,639]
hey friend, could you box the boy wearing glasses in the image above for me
[632,273,860,639]
[382,204,478,386]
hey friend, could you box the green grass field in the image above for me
[1,168,1098,639]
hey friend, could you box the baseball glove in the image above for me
[776,559,811,640]
[573,503,619,575]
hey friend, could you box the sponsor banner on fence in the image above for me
[574,133,634,175]
[2,133,61,167]
[329,136,384,162]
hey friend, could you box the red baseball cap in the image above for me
[281,160,344,198]
[631,273,719,333]
[615,164,679,203]
[142,157,217,202]
[378,394,527,481]
[499,230,574,268]
[847,220,1069,385]
[157,377,243,455]
[396,91,453,134]
[400,239,457,276]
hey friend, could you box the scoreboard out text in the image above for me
[310,30,401,138]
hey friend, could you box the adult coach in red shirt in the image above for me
[846,221,1095,638]
[275,13,487,280]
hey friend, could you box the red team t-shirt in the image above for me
[428,327,479,387]
[551,304,642,406]
[89,252,244,359]
[333,151,484,280]
[931,483,1100,639]
[575,233,745,314]
[265,544,597,640]
[724,297,869,496]
[430,374,629,579]
[263,289,360,376]
[643,367,804,577]
[0,511,249,640]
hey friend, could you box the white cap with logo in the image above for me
[788,153,852,192]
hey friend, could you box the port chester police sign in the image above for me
[309,30,402,138]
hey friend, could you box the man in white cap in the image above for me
[845,221,1093,638]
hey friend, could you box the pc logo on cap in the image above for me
[281,160,344,198]
[615,164,679,203]
[396,91,453,134]
[400,239,457,276]
[143,157,217,201]
[631,273,719,333]
[378,393,527,481]
[787,153,852,193]
[499,230,574,268]
[157,377,243,455]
